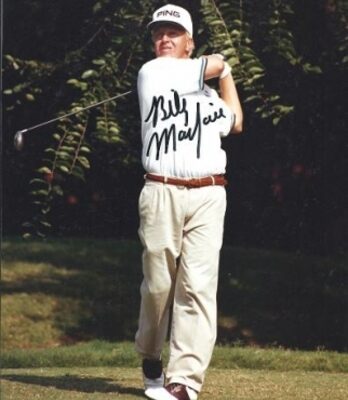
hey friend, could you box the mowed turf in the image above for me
[2,237,347,351]
[1,237,347,399]
[2,341,347,399]
[2,340,348,372]
[1,367,348,400]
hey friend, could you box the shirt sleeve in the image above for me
[219,100,235,137]
[138,57,207,97]
[172,57,207,94]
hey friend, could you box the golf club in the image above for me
[13,90,133,150]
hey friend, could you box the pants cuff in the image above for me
[166,376,201,393]
[134,342,162,360]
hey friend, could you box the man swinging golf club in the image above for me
[135,4,243,400]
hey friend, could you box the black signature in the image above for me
[145,90,226,160]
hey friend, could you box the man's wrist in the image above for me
[219,62,231,79]
[212,53,225,60]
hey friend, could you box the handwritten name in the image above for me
[145,90,226,160]
[145,90,188,127]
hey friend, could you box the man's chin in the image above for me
[158,51,174,57]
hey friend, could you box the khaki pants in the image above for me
[135,180,226,392]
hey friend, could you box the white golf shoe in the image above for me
[143,359,167,400]
[145,386,176,400]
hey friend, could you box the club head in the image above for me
[14,131,24,151]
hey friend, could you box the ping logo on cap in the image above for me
[148,4,193,37]
[157,10,181,18]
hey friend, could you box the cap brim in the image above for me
[147,20,188,33]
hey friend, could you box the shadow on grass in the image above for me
[1,373,144,397]
[2,238,347,350]
[1,239,143,343]
[217,247,348,351]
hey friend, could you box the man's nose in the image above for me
[160,33,170,41]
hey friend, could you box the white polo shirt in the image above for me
[137,57,235,178]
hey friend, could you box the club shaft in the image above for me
[19,90,133,135]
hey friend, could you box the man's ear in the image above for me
[186,37,195,57]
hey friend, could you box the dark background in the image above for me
[2,0,347,256]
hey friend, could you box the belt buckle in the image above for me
[187,178,199,189]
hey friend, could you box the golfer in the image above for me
[135,4,243,400]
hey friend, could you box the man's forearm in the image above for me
[201,54,243,133]
[219,72,243,134]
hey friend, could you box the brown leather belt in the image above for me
[145,173,227,188]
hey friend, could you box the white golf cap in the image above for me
[147,4,193,37]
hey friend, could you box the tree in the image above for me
[3,0,347,254]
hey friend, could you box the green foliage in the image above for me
[263,0,323,74]
[3,0,347,238]
[200,0,312,124]
[5,0,153,237]
[328,0,348,69]
[3,55,54,110]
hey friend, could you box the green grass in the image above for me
[2,236,347,351]
[1,367,348,400]
[1,237,142,349]
[2,340,348,372]
[1,237,348,399]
